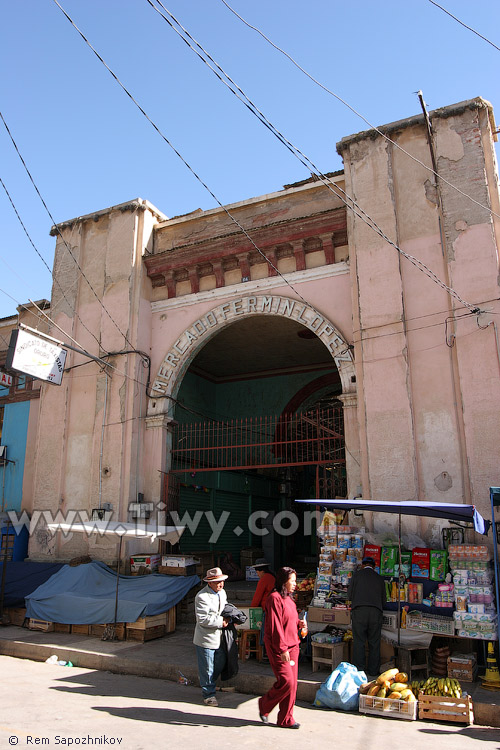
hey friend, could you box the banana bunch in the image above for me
[419,676,462,698]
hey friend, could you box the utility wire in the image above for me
[146,0,480,313]
[428,0,500,52]
[0,110,134,352]
[219,0,500,222]
[0,174,105,350]
[52,0,320,319]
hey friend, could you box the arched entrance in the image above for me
[146,294,359,572]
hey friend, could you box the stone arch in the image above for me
[147,293,355,418]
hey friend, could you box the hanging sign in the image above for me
[6,329,67,386]
[0,370,12,387]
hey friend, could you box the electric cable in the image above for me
[0,174,106,351]
[0,110,134,352]
[428,0,500,52]
[145,0,481,313]
[51,0,318,317]
[55,0,478,333]
[219,0,500,221]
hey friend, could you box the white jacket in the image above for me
[193,584,228,649]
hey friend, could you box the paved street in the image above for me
[0,655,499,750]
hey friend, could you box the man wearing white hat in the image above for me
[193,566,229,706]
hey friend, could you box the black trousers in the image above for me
[351,605,383,676]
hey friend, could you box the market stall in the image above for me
[295,498,497,675]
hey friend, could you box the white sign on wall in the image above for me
[0,370,12,387]
[6,329,67,386]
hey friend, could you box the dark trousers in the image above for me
[351,606,383,676]
[259,642,299,727]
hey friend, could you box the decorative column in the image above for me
[144,414,176,522]
[337,392,362,499]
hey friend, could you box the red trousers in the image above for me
[259,642,299,727]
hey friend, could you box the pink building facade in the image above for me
[14,97,498,562]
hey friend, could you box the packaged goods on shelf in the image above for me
[380,546,398,576]
[448,544,489,561]
[411,547,430,578]
[430,549,448,581]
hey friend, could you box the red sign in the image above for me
[0,370,12,387]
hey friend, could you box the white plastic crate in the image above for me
[382,611,398,629]
[359,693,418,720]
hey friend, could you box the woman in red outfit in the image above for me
[250,559,275,609]
[258,567,306,729]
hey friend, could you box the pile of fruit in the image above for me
[296,575,315,592]
[359,668,417,703]
[413,676,462,698]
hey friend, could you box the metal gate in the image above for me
[167,405,346,498]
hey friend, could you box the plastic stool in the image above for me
[238,629,263,662]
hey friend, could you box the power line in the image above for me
[0,174,105,351]
[146,0,481,313]
[51,0,348,339]
[219,0,500,222]
[0,110,134,352]
[428,0,500,52]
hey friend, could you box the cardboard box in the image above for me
[430,549,448,581]
[130,554,161,572]
[161,555,199,567]
[246,566,259,581]
[447,654,477,682]
[307,606,351,625]
[235,607,263,630]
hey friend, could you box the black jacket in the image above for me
[220,603,247,681]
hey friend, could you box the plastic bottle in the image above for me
[177,671,189,685]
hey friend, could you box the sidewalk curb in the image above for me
[1,637,498,726]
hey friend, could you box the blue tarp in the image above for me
[0,562,64,607]
[295,499,488,534]
[25,561,199,624]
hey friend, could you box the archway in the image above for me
[146,294,359,572]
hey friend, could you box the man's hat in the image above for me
[204,566,228,582]
[362,556,376,567]
[253,558,269,569]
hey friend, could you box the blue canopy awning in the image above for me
[295,499,488,535]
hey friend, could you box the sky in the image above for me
[1,0,499,321]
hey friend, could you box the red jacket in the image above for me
[250,572,275,609]
[264,591,299,654]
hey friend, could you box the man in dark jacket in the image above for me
[347,556,386,677]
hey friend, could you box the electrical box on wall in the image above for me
[129,502,153,520]
[0,446,7,462]
[91,508,112,522]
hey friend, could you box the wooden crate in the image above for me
[126,613,166,630]
[158,564,198,577]
[418,692,474,724]
[90,623,126,640]
[28,619,54,632]
[126,624,166,642]
[5,607,27,626]
[71,624,90,636]
[54,623,72,633]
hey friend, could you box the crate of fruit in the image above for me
[406,611,454,635]
[418,692,473,724]
[359,694,417,721]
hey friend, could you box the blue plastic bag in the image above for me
[313,662,367,711]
